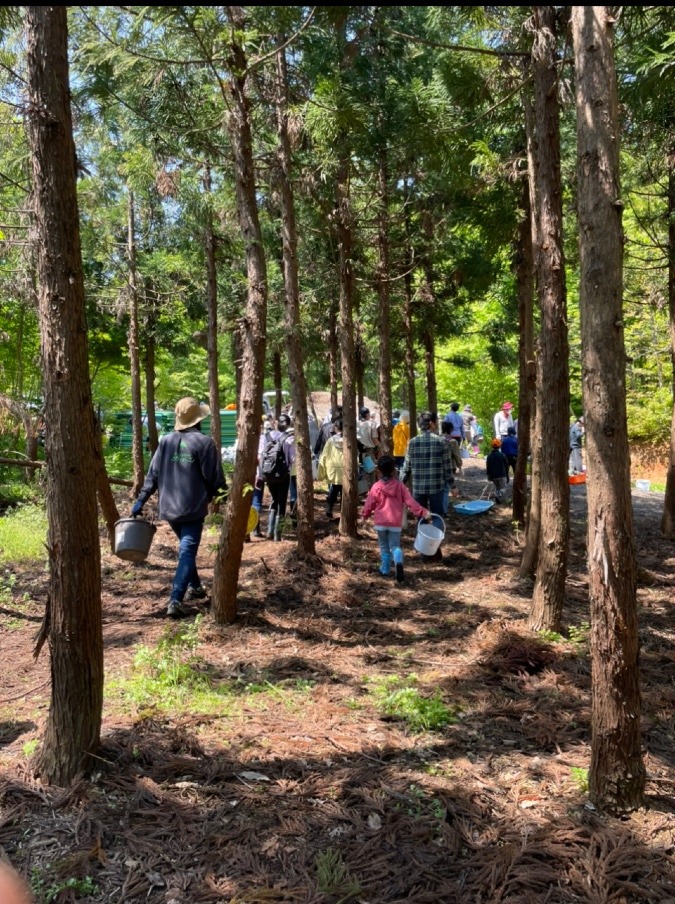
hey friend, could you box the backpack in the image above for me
[262,433,289,483]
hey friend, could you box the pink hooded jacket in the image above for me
[362,477,429,528]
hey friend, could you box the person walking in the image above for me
[261,413,294,541]
[493,401,515,440]
[486,437,510,503]
[569,416,585,474]
[392,411,410,470]
[362,455,431,581]
[318,416,344,519]
[443,402,465,443]
[131,397,226,618]
[399,410,455,560]
[500,426,519,479]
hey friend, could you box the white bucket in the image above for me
[357,476,369,495]
[413,514,445,556]
[636,479,650,492]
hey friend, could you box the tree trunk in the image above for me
[355,329,365,414]
[572,4,645,813]
[520,89,542,575]
[376,150,393,456]
[232,324,243,408]
[336,151,359,538]
[204,166,221,451]
[213,10,268,624]
[403,225,417,439]
[26,5,103,785]
[272,349,283,417]
[328,303,339,412]
[661,150,675,536]
[275,44,315,556]
[144,322,159,455]
[513,180,535,527]
[528,6,570,632]
[94,423,120,550]
[422,326,437,416]
[127,189,145,497]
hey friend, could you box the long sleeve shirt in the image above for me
[399,429,454,496]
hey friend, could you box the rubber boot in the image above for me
[379,553,391,576]
[393,547,404,583]
[266,511,277,539]
[274,515,283,542]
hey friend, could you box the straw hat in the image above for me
[174,397,210,431]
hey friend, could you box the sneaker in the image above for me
[186,585,207,601]
[167,600,187,618]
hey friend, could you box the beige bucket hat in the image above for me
[174,397,210,431]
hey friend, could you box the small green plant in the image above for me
[315,848,361,900]
[538,629,562,644]
[570,766,589,794]
[568,622,590,646]
[22,738,40,757]
[31,870,98,903]
[370,675,457,733]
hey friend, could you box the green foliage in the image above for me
[567,622,590,647]
[22,738,39,757]
[369,674,457,733]
[314,848,361,901]
[0,503,47,562]
[570,766,589,794]
[31,870,98,904]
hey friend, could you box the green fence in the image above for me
[107,409,237,450]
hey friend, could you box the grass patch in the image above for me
[315,848,361,900]
[368,674,457,733]
[31,869,98,903]
[0,503,47,562]
[570,766,589,794]
[106,619,317,719]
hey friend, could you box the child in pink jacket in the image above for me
[361,455,430,582]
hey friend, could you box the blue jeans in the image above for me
[375,527,402,560]
[169,519,204,602]
[413,489,446,520]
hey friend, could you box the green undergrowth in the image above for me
[367,674,458,733]
[0,503,47,562]
[106,617,316,718]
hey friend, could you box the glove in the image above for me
[131,500,143,518]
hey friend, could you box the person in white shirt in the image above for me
[493,401,515,439]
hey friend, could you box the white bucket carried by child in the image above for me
[414,513,445,556]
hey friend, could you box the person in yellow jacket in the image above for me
[318,417,344,519]
[392,412,410,470]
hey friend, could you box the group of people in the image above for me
[127,393,584,614]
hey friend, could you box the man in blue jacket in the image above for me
[131,397,226,618]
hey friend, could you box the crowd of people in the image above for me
[128,395,586,613]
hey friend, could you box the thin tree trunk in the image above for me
[213,10,268,624]
[513,181,535,527]
[275,44,315,556]
[572,4,644,813]
[521,90,542,576]
[26,4,103,785]
[422,326,437,416]
[355,330,365,414]
[328,303,339,412]
[144,321,159,454]
[528,6,570,632]
[272,349,283,417]
[94,423,120,549]
[376,151,393,456]
[661,150,675,536]
[127,190,145,497]
[232,324,243,408]
[336,151,359,538]
[403,227,417,439]
[204,166,221,451]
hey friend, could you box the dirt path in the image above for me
[1,467,674,902]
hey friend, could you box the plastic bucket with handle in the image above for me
[114,517,156,563]
[413,513,445,556]
[362,454,376,474]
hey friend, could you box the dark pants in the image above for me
[169,519,204,603]
[267,476,290,519]
[326,483,342,511]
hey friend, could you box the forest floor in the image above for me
[1,458,675,903]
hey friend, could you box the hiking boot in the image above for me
[253,524,263,538]
[326,507,334,519]
[167,599,187,619]
[186,585,207,601]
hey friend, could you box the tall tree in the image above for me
[527,7,570,632]
[127,188,145,496]
[26,4,103,785]
[572,4,645,813]
[203,166,221,453]
[213,8,268,623]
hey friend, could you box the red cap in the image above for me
[503,401,513,411]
